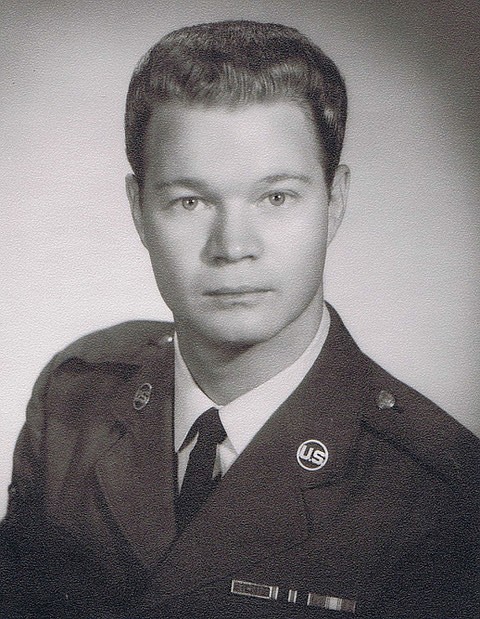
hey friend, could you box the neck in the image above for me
[176,300,324,405]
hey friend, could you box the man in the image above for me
[1,20,478,619]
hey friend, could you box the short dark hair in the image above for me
[125,20,347,189]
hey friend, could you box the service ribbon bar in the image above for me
[231,579,356,613]
[307,592,356,613]
[231,579,279,601]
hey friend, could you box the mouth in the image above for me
[205,286,272,296]
[204,286,273,304]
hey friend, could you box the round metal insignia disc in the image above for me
[296,439,329,471]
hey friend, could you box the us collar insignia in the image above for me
[296,439,329,471]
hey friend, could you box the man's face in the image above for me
[127,101,348,348]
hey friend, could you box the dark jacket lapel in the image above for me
[95,344,178,568]
[143,308,367,596]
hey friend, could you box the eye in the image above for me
[181,197,199,211]
[267,192,286,207]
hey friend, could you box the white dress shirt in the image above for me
[174,304,331,489]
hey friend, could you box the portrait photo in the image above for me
[1,1,479,617]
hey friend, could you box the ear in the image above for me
[125,173,148,248]
[327,164,350,245]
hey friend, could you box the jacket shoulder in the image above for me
[360,353,480,490]
[53,320,174,367]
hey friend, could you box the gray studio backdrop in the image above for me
[2,0,479,516]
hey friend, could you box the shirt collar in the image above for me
[174,304,330,454]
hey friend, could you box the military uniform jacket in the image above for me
[1,306,479,618]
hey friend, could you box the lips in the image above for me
[205,286,272,296]
[204,286,273,306]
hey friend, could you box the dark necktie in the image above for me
[176,407,227,531]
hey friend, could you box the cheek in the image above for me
[277,226,327,270]
[149,246,189,285]
[144,232,182,286]
[145,229,203,307]
[276,239,327,303]
[272,206,328,244]
[144,221,181,267]
[144,214,205,257]
[288,251,326,290]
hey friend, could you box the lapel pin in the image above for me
[297,439,329,471]
[376,389,396,410]
[133,382,153,410]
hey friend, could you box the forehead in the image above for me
[143,101,325,182]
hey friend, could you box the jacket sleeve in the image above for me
[0,357,61,615]
[0,357,109,617]
[3,356,51,522]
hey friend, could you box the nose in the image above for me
[203,205,263,264]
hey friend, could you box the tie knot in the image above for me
[194,407,226,445]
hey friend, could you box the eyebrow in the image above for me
[257,173,313,186]
[154,178,212,193]
[155,173,313,193]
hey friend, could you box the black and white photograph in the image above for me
[1,1,479,617]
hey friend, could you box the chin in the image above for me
[198,316,285,349]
